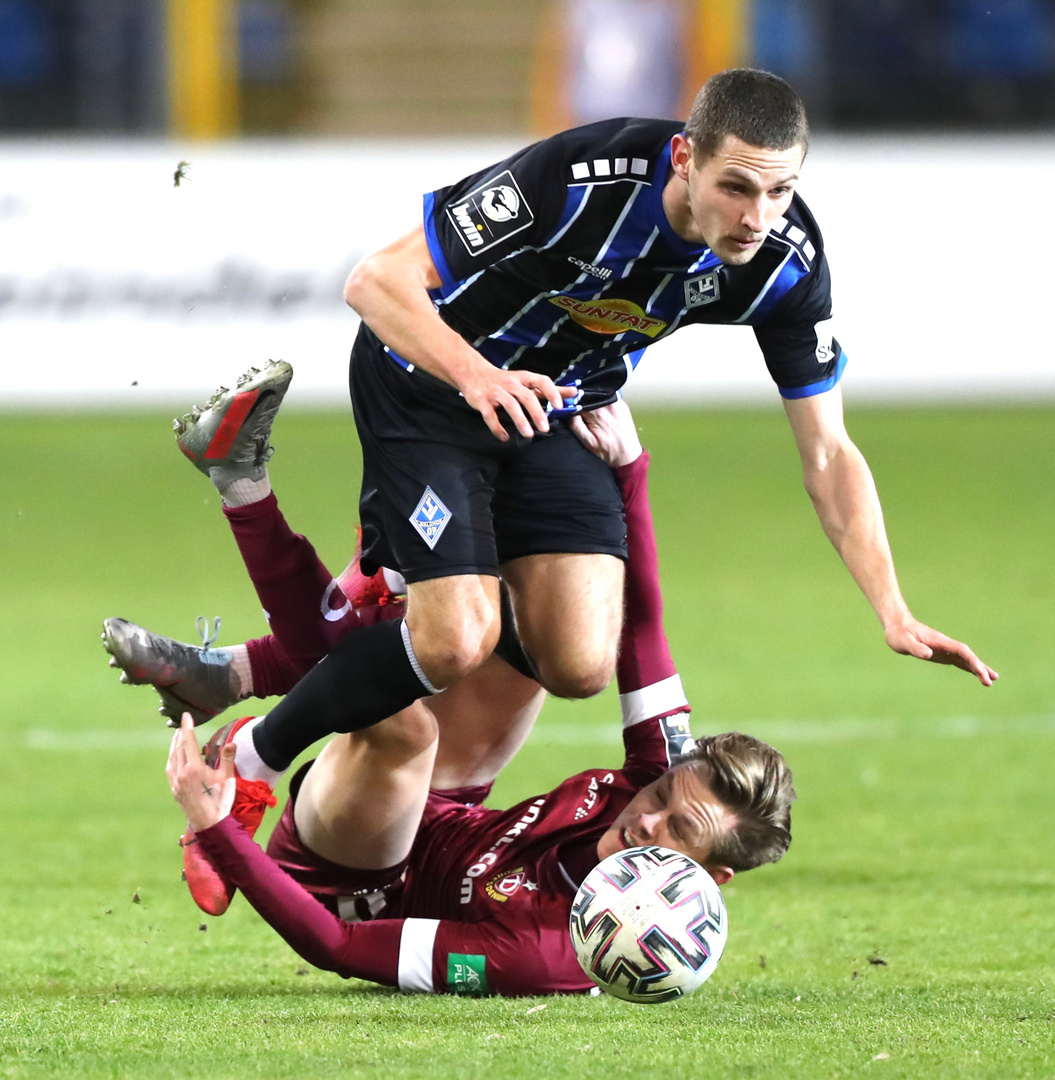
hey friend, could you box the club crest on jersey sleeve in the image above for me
[445,170,535,256]
[684,271,721,308]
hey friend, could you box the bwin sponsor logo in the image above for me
[450,202,482,248]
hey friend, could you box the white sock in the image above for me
[383,567,407,594]
[220,475,272,507]
[229,644,253,699]
[231,717,285,786]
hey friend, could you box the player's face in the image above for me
[596,762,735,876]
[672,134,803,265]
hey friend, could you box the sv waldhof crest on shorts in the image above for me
[409,486,452,549]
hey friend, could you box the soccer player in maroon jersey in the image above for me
[137,384,795,996]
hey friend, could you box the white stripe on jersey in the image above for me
[619,225,659,280]
[488,184,647,357]
[646,273,672,313]
[436,267,486,307]
[397,918,440,992]
[541,184,595,251]
[733,248,794,325]
[619,674,689,728]
[591,183,647,265]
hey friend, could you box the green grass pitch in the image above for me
[0,403,1052,1079]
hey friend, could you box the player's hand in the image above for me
[166,713,236,831]
[569,399,643,468]
[458,363,577,442]
[884,619,998,686]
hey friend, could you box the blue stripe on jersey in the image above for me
[778,349,848,399]
[541,184,594,251]
[470,184,662,369]
[423,192,456,288]
[734,248,810,326]
[625,347,646,371]
[383,345,414,372]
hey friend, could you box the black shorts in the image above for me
[348,325,627,584]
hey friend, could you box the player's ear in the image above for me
[670,134,693,180]
[706,865,734,887]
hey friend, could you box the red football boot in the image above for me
[336,525,405,609]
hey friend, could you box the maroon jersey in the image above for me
[197,452,696,995]
[200,689,692,995]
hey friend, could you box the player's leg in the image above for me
[174,361,368,672]
[493,419,627,699]
[236,331,510,779]
[428,653,546,791]
[291,703,438,870]
[102,617,253,726]
[500,552,624,698]
[105,359,391,722]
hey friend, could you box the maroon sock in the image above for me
[245,635,303,699]
[223,493,362,676]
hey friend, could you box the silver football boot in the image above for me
[102,616,242,726]
[174,359,293,489]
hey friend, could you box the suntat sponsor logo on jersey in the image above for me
[460,798,545,904]
[483,866,538,903]
[573,772,615,822]
[566,255,612,281]
[549,295,666,338]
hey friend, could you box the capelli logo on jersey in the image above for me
[567,255,612,281]
[549,296,666,338]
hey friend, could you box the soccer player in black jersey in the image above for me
[233,68,995,790]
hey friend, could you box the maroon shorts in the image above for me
[264,764,490,921]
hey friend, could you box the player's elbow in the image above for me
[343,256,376,312]
[799,437,852,498]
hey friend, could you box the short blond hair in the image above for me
[677,731,795,871]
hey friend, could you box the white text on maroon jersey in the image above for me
[460,799,545,904]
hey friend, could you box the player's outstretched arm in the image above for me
[783,389,997,686]
[344,225,574,441]
[572,401,678,694]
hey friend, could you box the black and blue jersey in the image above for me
[415,117,845,413]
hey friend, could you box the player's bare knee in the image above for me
[353,704,439,759]
[411,615,500,688]
[535,655,616,700]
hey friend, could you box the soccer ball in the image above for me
[569,845,727,1004]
